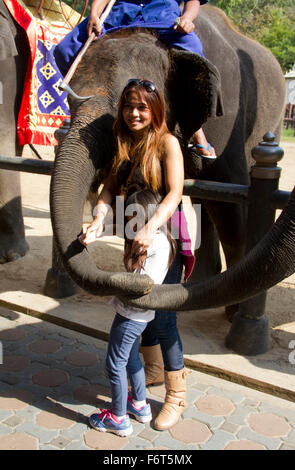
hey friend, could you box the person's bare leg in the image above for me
[192,128,216,157]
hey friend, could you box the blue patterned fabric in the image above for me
[36,39,69,117]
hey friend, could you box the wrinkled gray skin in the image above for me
[50,5,289,305]
[0,0,29,263]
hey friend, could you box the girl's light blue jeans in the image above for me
[105,313,147,417]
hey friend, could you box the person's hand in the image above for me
[78,218,104,246]
[87,13,103,38]
[173,16,195,34]
[131,226,154,258]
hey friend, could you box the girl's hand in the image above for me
[78,218,104,246]
[174,16,195,34]
[87,14,103,38]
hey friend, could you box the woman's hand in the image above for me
[78,216,104,246]
[174,16,195,34]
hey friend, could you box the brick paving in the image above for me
[0,308,295,451]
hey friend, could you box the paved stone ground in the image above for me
[0,307,295,451]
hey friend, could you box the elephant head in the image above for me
[50,29,223,297]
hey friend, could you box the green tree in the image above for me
[63,0,91,16]
[209,0,295,72]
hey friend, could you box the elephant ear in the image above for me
[168,49,224,140]
[0,14,17,60]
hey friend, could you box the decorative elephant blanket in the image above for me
[3,0,80,145]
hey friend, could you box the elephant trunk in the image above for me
[121,186,295,311]
[50,125,153,297]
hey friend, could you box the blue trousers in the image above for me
[106,313,147,416]
[141,252,184,371]
[54,18,204,77]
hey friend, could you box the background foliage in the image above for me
[209,0,295,73]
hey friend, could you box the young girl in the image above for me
[89,189,177,436]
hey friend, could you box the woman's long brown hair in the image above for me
[112,83,169,192]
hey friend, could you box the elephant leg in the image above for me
[189,201,221,282]
[0,49,29,263]
[0,171,29,263]
[43,237,78,298]
[207,201,247,321]
[220,241,246,322]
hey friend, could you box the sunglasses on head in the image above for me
[125,79,158,94]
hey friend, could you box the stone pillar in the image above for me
[225,132,284,355]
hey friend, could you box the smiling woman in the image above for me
[112,79,169,196]
[122,93,152,133]
[78,78,188,432]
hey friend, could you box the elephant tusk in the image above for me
[59,82,93,102]
[58,0,117,101]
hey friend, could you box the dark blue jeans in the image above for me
[141,252,184,371]
[106,313,147,416]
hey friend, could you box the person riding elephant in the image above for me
[54,0,216,158]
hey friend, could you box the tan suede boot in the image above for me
[140,345,164,386]
[153,368,187,431]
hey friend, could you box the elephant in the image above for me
[0,0,29,262]
[50,5,287,304]
[0,0,87,296]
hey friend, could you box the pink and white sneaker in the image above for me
[89,409,133,437]
[127,394,152,423]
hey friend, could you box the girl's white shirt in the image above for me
[109,231,171,323]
